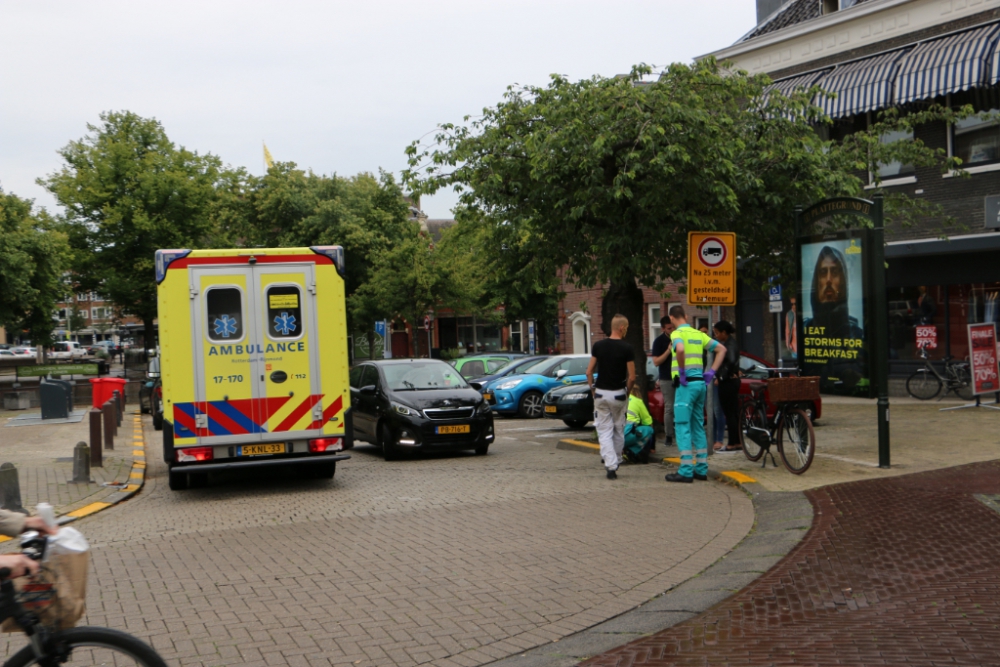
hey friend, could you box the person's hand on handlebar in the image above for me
[0,555,39,579]
[22,517,56,537]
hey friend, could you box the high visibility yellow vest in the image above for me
[670,325,713,379]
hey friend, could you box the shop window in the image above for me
[206,288,244,342]
[266,285,302,339]
[953,111,1000,167]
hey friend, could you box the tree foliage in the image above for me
[0,190,68,347]
[41,111,222,346]
[405,59,968,371]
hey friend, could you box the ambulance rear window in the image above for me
[206,288,244,342]
[267,285,302,339]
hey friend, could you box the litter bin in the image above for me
[105,378,128,406]
[40,379,70,420]
[89,378,114,409]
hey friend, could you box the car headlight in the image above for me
[563,393,589,401]
[497,379,523,390]
[392,402,419,417]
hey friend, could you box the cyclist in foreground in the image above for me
[0,510,55,579]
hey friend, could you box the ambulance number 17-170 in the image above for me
[213,375,244,384]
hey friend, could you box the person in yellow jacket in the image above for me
[623,386,655,464]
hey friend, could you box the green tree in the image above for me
[211,164,416,345]
[42,111,222,348]
[67,303,88,337]
[405,60,966,385]
[0,190,68,349]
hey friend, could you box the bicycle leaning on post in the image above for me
[0,534,167,667]
[738,371,819,475]
[905,343,974,401]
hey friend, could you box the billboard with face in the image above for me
[799,233,868,394]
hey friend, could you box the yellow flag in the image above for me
[263,142,274,169]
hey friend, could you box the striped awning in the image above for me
[766,69,831,99]
[895,24,1000,104]
[816,50,908,119]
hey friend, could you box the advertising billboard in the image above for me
[968,323,999,395]
[798,231,868,394]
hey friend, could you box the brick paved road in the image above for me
[0,419,752,667]
[584,460,1000,667]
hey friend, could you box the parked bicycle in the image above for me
[739,374,817,475]
[0,534,167,667]
[905,343,974,401]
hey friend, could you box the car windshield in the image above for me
[382,362,469,391]
[521,358,560,375]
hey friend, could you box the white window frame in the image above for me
[943,93,1000,177]
[647,303,662,352]
[866,112,917,188]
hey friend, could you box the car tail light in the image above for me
[309,438,343,453]
[176,447,213,463]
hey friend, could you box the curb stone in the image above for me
[0,411,147,540]
[485,446,815,667]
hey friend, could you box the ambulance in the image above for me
[155,247,352,490]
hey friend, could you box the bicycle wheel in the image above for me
[739,400,766,462]
[906,370,941,400]
[6,626,168,667]
[954,366,975,401]
[777,408,816,475]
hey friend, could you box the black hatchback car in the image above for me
[349,359,494,460]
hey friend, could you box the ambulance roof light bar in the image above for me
[310,246,346,277]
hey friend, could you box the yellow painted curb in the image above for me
[721,471,757,484]
[662,456,681,464]
[66,502,112,518]
[563,439,599,449]
[132,450,144,457]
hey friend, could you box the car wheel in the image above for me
[168,467,188,491]
[563,419,588,429]
[474,445,489,456]
[518,391,544,419]
[140,403,150,415]
[152,395,163,431]
[380,422,399,461]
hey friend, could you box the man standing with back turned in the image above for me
[665,305,726,484]
[587,314,636,480]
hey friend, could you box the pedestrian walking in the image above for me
[711,320,742,452]
[586,314,636,480]
[650,316,675,447]
[665,305,726,484]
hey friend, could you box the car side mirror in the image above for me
[555,369,568,379]
[469,382,483,391]
[360,385,377,396]
[146,372,160,379]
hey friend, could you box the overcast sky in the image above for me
[2,1,755,219]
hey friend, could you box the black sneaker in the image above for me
[607,469,618,480]
[664,473,693,484]
[693,473,708,481]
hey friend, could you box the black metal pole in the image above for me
[871,195,891,468]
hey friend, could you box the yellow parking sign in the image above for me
[687,232,736,306]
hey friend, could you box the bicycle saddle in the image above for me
[749,382,767,392]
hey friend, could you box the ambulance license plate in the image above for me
[435,425,470,435]
[545,405,557,413]
[239,443,285,457]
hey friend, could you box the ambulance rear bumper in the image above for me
[172,453,350,473]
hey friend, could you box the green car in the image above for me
[449,355,520,379]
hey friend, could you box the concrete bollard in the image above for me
[0,463,26,515]
[113,391,122,427]
[71,442,91,483]
[89,409,103,467]
[103,402,115,449]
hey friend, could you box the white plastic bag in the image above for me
[45,527,89,558]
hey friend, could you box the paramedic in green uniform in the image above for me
[665,305,727,484]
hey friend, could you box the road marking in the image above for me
[67,502,113,518]
[662,457,681,464]
[815,453,880,468]
[560,439,599,449]
[721,471,757,484]
[503,426,572,432]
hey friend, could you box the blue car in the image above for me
[467,355,548,392]
[483,354,591,418]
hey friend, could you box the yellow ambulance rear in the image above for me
[155,247,352,490]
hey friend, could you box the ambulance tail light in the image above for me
[176,447,213,463]
[309,437,343,453]
[309,246,345,277]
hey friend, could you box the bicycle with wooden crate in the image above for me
[738,371,818,475]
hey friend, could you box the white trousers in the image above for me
[594,389,628,470]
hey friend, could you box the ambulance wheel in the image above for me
[168,467,188,491]
[380,422,399,461]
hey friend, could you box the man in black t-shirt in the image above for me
[586,314,636,480]
[650,315,674,447]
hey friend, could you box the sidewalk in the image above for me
[0,404,142,517]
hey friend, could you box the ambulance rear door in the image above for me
[253,264,324,441]
[187,266,266,445]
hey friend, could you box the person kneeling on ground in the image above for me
[623,386,655,464]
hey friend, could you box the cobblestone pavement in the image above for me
[584,460,1000,667]
[0,418,753,667]
[0,408,135,514]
